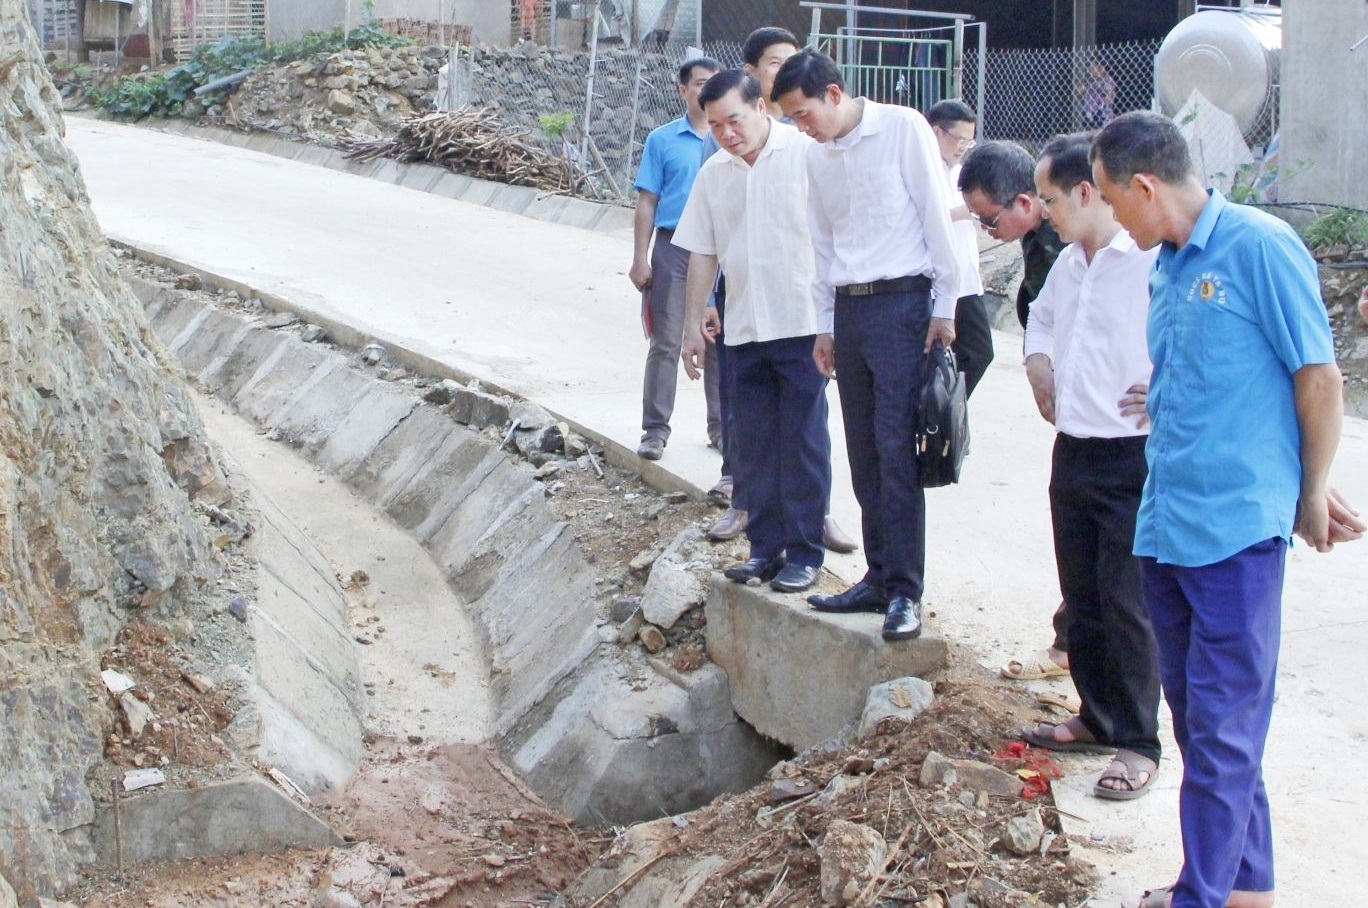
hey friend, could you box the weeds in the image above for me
[90,6,412,121]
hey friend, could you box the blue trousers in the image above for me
[832,284,931,600]
[1140,538,1285,908]
[713,280,744,508]
[730,335,829,569]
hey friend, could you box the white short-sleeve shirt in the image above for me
[673,120,818,345]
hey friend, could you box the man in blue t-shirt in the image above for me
[629,56,722,461]
[1092,111,1364,908]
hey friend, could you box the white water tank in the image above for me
[1154,8,1281,136]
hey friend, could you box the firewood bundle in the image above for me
[344,108,573,192]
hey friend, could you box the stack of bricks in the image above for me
[378,18,473,46]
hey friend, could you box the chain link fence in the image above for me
[457,33,1169,203]
[961,39,1162,152]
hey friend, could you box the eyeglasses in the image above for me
[972,208,1003,229]
[941,130,976,150]
[1039,185,1074,208]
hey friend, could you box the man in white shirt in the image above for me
[673,69,830,593]
[773,49,959,640]
[1016,132,1163,802]
[926,99,993,396]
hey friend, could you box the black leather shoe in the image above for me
[723,553,786,585]
[770,564,820,593]
[808,579,888,613]
[882,596,923,641]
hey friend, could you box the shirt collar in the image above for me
[833,98,882,149]
[674,115,706,138]
[1178,188,1224,253]
[721,120,801,168]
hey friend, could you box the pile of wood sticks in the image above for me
[344,108,573,192]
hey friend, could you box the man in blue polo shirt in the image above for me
[629,56,722,461]
[1091,111,1364,908]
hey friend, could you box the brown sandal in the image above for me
[1094,749,1158,800]
[1019,717,1117,755]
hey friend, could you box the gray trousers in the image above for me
[642,228,720,442]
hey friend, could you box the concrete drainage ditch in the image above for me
[103,271,787,863]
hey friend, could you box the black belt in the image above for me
[835,275,930,297]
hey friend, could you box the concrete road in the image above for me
[67,115,1367,906]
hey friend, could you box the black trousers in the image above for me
[952,293,994,398]
[833,280,931,600]
[1050,433,1161,762]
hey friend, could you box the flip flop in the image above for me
[1094,749,1159,801]
[1034,690,1081,714]
[1137,886,1172,908]
[1001,650,1070,681]
[1019,718,1117,755]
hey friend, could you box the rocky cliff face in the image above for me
[0,3,226,898]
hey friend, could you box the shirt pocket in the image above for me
[850,165,905,226]
[757,182,806,227]
[1194,293,1258,367]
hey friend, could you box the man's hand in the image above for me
[701,308,721,343]
[925,317,956,352]
[629,260,652,292]
[1327,488,1365,546]
[680,329,706,380]
[1118,382,1150,429]
[813,333,836,379]
[1024,353,1056,425]
[1296,488,1365,551]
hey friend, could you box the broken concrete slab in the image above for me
[705,577,949,750]
[92,776,340,865]
[506,654,784,824]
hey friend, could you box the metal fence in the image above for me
[460,33,1167,203]
[962,39,1163,152]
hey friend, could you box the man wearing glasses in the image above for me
[926,100,992,396]
[958,140,1071,684]
[958,141,1064,333]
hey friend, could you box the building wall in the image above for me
[267,1,507,46]
[1280,0,1368,208]
[268,0,346,42]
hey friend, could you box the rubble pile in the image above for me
[219,43,447,144]
[565,683,1098,908]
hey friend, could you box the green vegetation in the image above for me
[1300,208,1368,253]
[538,112,576,142]
[90,2,412,121]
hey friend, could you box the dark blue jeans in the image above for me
[730,335,829,568]
[832,283,931,600]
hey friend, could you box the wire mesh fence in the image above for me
[458,33,1169,204]
[961,39,1162,152]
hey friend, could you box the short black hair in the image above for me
[958,140,1036,204]
[700,69,761,110]
[771,47,843,104]
[1090,110,1193,185]
[925,99,976,131]
[679,56,722,85]
[1038,132,1097,192]
[742,27,800,67]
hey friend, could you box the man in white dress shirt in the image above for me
[1016,132,1163,802]
[673,69,830,593]
[926,99,993,396]
[772,48,959,640]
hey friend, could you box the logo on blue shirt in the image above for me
[1187,272,1227,307]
